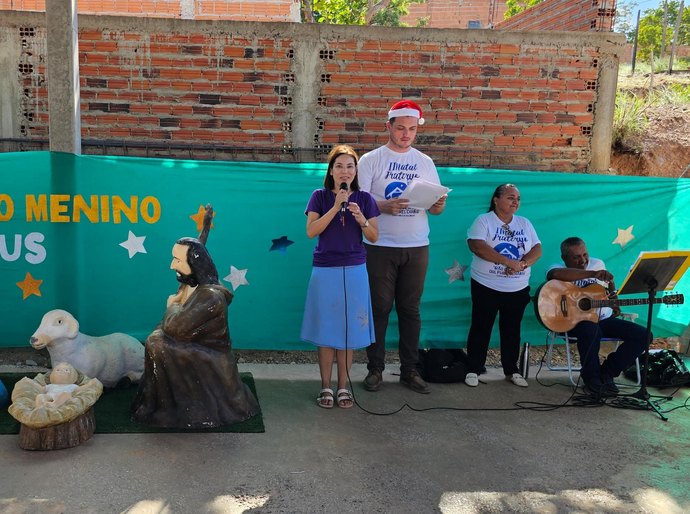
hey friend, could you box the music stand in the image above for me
[617,250,690,421]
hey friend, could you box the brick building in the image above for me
[1,11,624,172]
[0,0,301,21]
[1,0,617,31]
[402,0,509,29]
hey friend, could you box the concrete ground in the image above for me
[1,362,689,514]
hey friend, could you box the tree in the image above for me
[613,0,639,41]
[637,1,689,60]
[303,0,426,26]
[504,0,544,19]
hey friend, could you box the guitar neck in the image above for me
[592,297,663,309]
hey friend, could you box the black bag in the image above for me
[625,349,690,387]
[417,348,468,383]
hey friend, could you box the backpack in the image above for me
[625,349,690,387]
[417,348,468,383]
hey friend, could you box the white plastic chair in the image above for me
[545,313,642,386]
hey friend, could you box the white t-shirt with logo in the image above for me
[548,257,612,320]
[357,145,440,248]
[467,211,540,292]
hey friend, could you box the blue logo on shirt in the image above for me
[495,243,520,260]
[385,182,407,200]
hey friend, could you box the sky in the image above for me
[634,0,668,13]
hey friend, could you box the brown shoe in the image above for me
[364,369,382,391]
[400,370,430,394]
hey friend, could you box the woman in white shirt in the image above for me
[464,184,542,388]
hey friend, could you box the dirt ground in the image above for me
[610,71,690,178]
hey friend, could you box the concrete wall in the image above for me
[496,0,617,32]
[0,11,626,171]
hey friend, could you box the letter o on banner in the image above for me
[140,196,161,224]
[0,194,14,221]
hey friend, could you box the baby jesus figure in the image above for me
[34,362,88,409]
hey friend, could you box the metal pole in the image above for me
[669,0,685,74]
[631,10,641,74]
[661,0,668,59]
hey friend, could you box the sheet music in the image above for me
[398,179,451,210]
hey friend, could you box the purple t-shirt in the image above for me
[305,189,380,267]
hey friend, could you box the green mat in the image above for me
[0,373,264,434]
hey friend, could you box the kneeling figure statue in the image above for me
[131,237,259,428]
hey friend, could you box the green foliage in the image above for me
[637,1,690,60]
[612,91,650,153]
[668,81,690,102]
[311,0,367,25]
[612,82,689,154]
[650,84,690,104]
[613,0,639,41]
[309,0,425,26]
[504,0,544,19]
[415,16,429,27]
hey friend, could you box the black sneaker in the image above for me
[364,369,382,392]
[601,374,620,396]
[583,376,618,398]
[582,376,604,399]
[400,370,430,394]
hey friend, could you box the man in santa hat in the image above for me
[357,99,447,394]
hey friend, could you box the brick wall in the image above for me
[402,0,508,29]
[0,0,300,21]
[0,12,625,171]
[496,0,617,32]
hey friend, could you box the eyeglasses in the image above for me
[502,223,514,238]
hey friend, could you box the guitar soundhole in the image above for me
[578,298,592,311]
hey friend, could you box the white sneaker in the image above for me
[465,373,479,387]
[507,373,528,388]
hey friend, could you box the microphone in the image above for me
[339,182,348,215]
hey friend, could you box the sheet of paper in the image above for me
[398,179,451,209]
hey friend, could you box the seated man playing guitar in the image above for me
[546,237,650,397]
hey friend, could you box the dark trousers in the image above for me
[569,316,650,382]
[364,244,429,373]
[466,279,531,376]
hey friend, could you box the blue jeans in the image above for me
[569,316,650,382]
[364,244,429,373]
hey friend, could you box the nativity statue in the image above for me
[130,237,259,428]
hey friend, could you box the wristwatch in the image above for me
[362,219,370,228]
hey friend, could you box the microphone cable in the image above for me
[340,268,564,416]
[337,272,668,416]
[343,291,614,415]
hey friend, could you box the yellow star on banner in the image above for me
[190,205,215,233]
[612,225,635,248]
[16,272,43,300]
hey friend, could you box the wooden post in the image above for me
[668,0,685,74]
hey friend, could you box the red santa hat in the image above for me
[387,99,425,125]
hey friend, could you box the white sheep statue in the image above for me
[30,309,145,388]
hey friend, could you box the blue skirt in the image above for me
[300,264,375,350]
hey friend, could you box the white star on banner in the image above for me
[224,265,249,291]
[612,225,635,248]
[119,230,147,259]
[445,259,468,283]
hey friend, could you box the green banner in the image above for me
[1,151,689,350]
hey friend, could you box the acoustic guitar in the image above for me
[534,279,684,332]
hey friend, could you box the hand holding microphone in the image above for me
[339,182,348,216]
